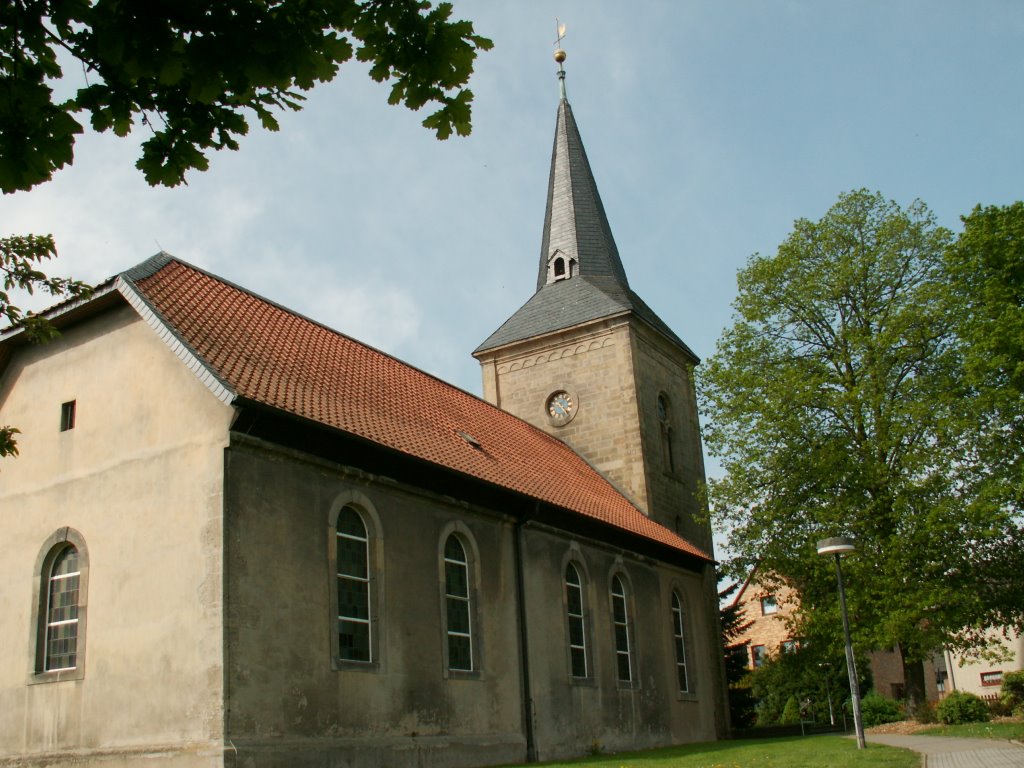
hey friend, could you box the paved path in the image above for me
[866,733,1024,767]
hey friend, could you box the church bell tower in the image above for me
[473,49,712,553]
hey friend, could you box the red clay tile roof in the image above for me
[129,257,709,561]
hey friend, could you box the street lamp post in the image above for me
[817,536,866,749]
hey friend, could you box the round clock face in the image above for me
[546,390,576,424]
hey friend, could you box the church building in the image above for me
[0,70,727,768]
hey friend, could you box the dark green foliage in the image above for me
[859,691,903,727]
[935,691,990,725]
[1001,669,1024,716]
[0,0,492,192]
[941,204,1024,645]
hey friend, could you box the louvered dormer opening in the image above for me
[547,252,578,284]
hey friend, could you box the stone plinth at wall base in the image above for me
[0,741,225,767]
[223,733,528,768]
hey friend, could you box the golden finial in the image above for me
[553,19,567,65]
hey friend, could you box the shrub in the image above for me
[914,701,937,724]
[859,691,903,727]
[780,695,801,725]
[936,691,990,724]
[1001,670,1024,712]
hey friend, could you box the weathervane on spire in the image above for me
[553,19,567,99]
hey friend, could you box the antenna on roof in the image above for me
[553,19,567,100]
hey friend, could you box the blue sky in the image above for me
[3,2,1023,484]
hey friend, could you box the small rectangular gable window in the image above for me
[760,596,778,615]
[60,401,76,432]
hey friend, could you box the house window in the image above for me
[751,644,767,668]
[60,400,76,431]
[980,671,1004,687]
[671,591,690,693]
[760,596,778,615]
[444,535,473,671]
[611,575,632,683]
[337,506,371,662]
[565,563,588,678]
[781,639,798,654]
[44,546,80,671]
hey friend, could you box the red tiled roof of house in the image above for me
[129,257,709,561]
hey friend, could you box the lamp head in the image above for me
[817,536,856,556]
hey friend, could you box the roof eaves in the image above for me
[0,279,119,344]
[473,307,632,358]
[115,276,236,405]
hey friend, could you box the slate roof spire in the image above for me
[536,45,628,291]
[474,46,697,360]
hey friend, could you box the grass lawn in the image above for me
[531,735,918,768]
[919,721,1024,741]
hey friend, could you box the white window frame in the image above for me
[671,591,690,693]
[611,575,633,683]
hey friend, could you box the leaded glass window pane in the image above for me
[339,618,370,662]
[448,634,472,671]
[45,546,80,671]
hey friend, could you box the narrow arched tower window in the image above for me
[45,546,80,671]
[657,393,676,473]
[337,506,371,662]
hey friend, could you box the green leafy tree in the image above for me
[0,0,491,458]
[943,202,1024,530]
[699,190,1016,710]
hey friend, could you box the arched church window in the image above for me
[44,545,80,671]
[33,528,89,680]
[565,562,588,678]
[671,591,690,693]
[611,574,633,683]
[443,534,473,671]
[554,257,566,278]
[337,506,372,662]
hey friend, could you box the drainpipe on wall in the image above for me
[514,513,538,762]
